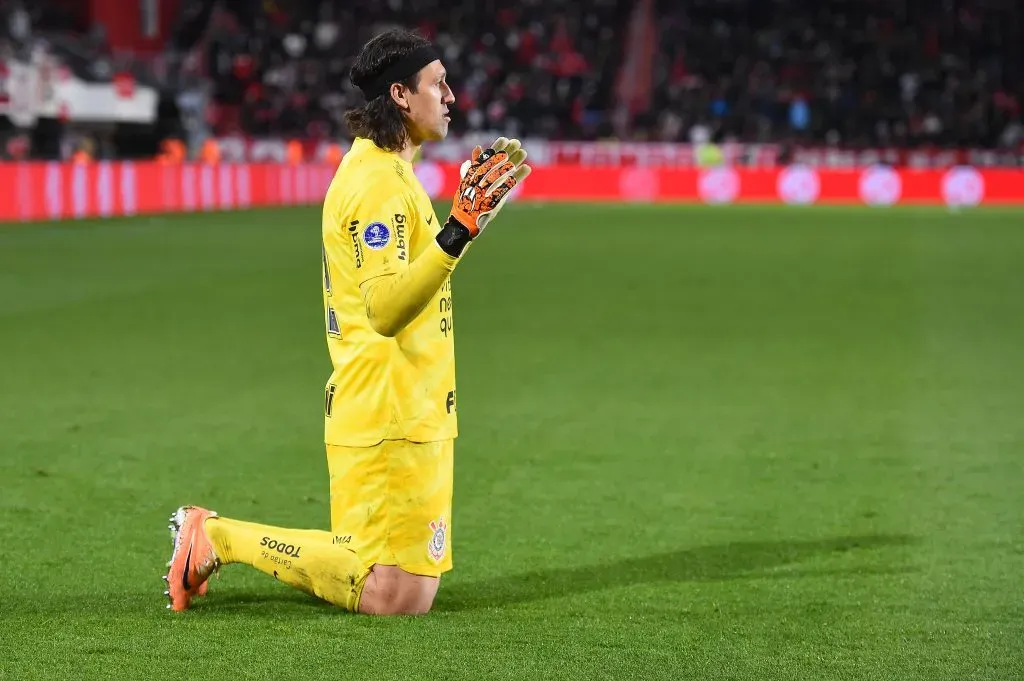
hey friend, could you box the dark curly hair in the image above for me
[344,29,432,153]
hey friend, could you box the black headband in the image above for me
[358,45,442,100]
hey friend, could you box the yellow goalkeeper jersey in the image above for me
[321,138,458,446]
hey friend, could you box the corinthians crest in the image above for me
[427,517,447,562]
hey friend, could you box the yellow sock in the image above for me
[204,517,368,611]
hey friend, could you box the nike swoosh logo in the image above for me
[182,541,193,592]
[426,215,434,225]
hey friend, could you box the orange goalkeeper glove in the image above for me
[435,137,531,257]
[449,137,531,237]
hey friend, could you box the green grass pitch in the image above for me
[1,204,1022,680]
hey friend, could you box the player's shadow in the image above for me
[433,533,917,612]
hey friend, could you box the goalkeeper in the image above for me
[163,28,530,616]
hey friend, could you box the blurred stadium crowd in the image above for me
[0,0,1021,159]
[192,0,627,143]
[194,0,1024,149]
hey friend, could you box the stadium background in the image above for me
[1,2,1023,680]
[0,0,1022,214]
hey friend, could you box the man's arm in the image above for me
[360,232,463,337]
[355,136,529,338]
[344,179,462,337]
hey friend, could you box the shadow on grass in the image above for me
[433,533,918,612]
[190,533,918,614]
[6,534,916,617]
[189,588,334,613]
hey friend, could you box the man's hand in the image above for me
[448,137,531,238]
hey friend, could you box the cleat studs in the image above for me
[162,575,169,582]
[163,590,170,596]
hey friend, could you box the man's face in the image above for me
[403,59,455,144]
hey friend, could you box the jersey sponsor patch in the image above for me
[327,306,341,337]
[348,221,364,268]
[322,242,332,293]
[393,213,407,261]
[362,222,391,250]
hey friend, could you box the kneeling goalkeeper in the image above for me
[163,28,530,616]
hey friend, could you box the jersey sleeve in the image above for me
[347,181,418,287]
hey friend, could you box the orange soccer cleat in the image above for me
[163,506,220,611]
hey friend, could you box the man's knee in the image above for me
[358,565,439,615]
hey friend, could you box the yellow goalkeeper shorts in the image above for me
[325,438,453,578]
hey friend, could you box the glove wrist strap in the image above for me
[435,217,472,257]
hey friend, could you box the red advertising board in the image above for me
[216,137,1024,169]
[0,162,1020,223]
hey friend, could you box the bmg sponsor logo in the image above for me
[394,213,407,261]
[348,220,364,268]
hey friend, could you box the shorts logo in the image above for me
[427,517,447,562]
[363,222,391,250]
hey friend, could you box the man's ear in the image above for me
[390,83,412,112]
